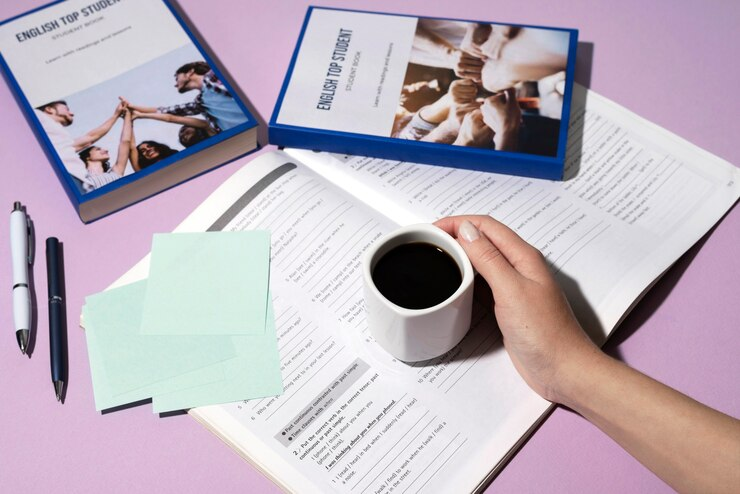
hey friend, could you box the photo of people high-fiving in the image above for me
[393,19,571,157]
[34,45,249,194]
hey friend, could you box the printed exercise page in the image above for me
[288,84,740,339]
[114,152,550,493]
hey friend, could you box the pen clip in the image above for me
[25,213,34,265]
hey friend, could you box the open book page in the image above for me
[287,84,740,343]
[112,151,550,493]
[105,86,738,493]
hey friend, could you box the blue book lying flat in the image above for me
[0,0,258,222]
[270,7,578,180]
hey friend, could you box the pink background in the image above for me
[1,1,738,492]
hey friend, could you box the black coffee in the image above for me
[372,242,462,310]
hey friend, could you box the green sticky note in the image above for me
[83,304,151,411]
[140,231,271,335]
[85,323,228,411]
[85,281,237,396]
[152,297,283,413]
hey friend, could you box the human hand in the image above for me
[400,80,442,113]
[453,50,484,82]
[420,119,459,144]
[537,70,567,119]
[433,215,600,403]
[418,92,452,125]
[481,88,521,151]
[479,25,519,60]
[445,79,480,126]
[538,70,566,97]
[448,101,481,128]
[453,109,493,148]
[114,99,127,117]
[449,78,478,104]
[460,23,491,60]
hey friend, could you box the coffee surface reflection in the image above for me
[372,242,462,310]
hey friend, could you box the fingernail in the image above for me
[459,220,480,242]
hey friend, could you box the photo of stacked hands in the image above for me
[394,20,570,156]
[35,57,248,195]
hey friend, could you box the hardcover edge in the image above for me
[271,125,563,180]
[269,6,579,181]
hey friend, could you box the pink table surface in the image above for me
[1,1,738,492]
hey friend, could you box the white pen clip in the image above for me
[25,208,34,265]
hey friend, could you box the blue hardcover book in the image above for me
[270,7,578,180]
[0,0,258,222]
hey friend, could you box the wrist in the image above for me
[445,47,460,65]
[494,135,517,152]
[551,344,611,410]
[419,105,446,125]
[453,134,472,147]
[492,121,519,150]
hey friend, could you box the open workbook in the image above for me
[106,85,739,493]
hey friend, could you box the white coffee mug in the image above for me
[362,223,475,362]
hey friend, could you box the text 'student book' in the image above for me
[0,0,258,222]
[270,7,578,180]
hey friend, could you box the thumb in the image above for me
[504,87,519,110]
[457,220,520,295]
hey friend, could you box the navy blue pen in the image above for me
[46,237,65,402]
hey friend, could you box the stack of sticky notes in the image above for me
[82,231,283,413]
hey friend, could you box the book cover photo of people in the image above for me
[393,19,571,157]
[34,44,249,195]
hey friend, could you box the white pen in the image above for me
[10,201,32,355]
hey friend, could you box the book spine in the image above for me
[0,53,84,218]
[269,125,564,180]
